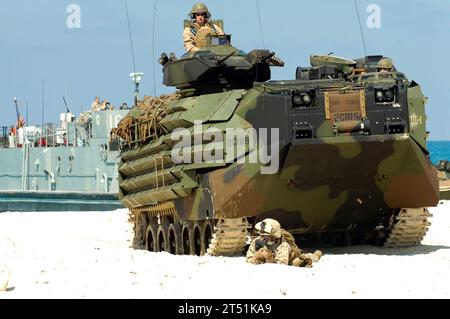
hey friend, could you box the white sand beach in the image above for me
[0,201,449,299]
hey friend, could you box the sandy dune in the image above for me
[0,201,449,299]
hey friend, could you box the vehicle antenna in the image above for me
[255,0,266,49]
[125,0,137,76]
[125,0,144,107]
[353,0,368,66]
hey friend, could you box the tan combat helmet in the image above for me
[255,218,282,238]
[190,2,211,19]
[377,58,394,72]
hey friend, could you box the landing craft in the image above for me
[0,103,130,212]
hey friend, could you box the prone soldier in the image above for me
[246,218,323,267]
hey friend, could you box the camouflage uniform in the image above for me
[183,22,224,53]
[246,235,291,265]
[246,219,322,267]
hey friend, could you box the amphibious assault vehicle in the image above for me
[114,35,439,256]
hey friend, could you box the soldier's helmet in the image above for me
[190,2,211,19]
[376,58,394,71]
[255,218,282,238]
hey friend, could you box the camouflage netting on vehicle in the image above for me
[112,94,180,146]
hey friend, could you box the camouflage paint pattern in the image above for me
[117,43,439,236]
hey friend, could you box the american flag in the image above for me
[17,114,25,128]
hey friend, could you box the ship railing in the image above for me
[0,126,11,148]
[0,123,93,149]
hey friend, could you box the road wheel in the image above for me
[146,224,159,252]
[202,220,214,256]
[193,221,203,256]
[168,223,183,255]
[181,222,195,255]
[157,225,169,252]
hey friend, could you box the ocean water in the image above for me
[428,141,450,164]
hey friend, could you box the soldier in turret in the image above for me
[183,2,224,53]
[376,58,394,73]
[246,218,323,267]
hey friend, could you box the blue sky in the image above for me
[1,0,449,140]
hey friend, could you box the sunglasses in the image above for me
[195,13,206,16]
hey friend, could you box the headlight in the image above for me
[293,95,303,105]
[292,90,314,108]
[385,89,394,99]
[302,93,311,103]
[374,87,396,104]
[376,91,384,100]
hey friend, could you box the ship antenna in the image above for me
[62,97,70,113]
[255,0,266,49]
[125,0,144,107]
[41,80,45,128]
[26,101,29,125]
[13,97,21,128]
[353,0,368,66]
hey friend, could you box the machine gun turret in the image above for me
[162,35,284,92]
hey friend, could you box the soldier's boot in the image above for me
[247,257,260,265]
[313,250,323,261]
[299,254,314,267]
[301,251,321,263]
[291,257,302,267]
